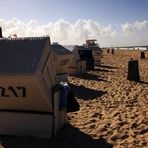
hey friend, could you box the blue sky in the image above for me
[0,0,148,46]
[1,0,148,24]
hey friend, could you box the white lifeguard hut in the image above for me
[0,35,68,138]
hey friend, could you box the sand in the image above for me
[68,50,148,148]
[0,50,147,148]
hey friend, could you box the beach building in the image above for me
[0,36,68,138]
[135,47,147,51]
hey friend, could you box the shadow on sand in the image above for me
[129,80,148,85]
[93,65,119,72]
[138,80,148,85]
[75,73,109,82]
[98,65,118,69]
[69,84,107,100]
[0,123,113,148]
[93,68,114,73]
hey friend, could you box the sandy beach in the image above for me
[69,50,148,148]
[0,50,147,148]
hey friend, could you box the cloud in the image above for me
[0,18,116,45]
[122,20,148,33]
[0,18,148,46]
[120,20,148,46]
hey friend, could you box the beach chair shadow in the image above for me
[69,84,107,100]
[94,65,118,72]
[94,68,114,72]
[0,123,113,148]
[138,81,148,85]
[130,80,148,85]
[53,123,113,148]
[75,73,109,82]
[98,65,118,69]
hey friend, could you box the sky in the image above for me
[0,0,148,47]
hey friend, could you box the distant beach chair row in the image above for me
[66,39,103,75]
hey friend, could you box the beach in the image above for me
[68,50,148,147]
[0,50,147,148]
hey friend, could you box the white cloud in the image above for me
[0,18,147,46]
[0,18,116,45]
[134,20,148,29]
[120,20,148,46]
[122,20,148,33]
